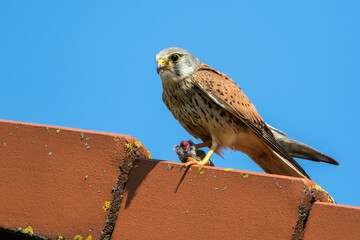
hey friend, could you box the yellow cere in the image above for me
[22,226,34,235]
[224,168,233,172]
[102,201,111,212]
[58,236,64,240]
[74,235,83,240]
[158,59,166,65]
[86,236,92,240]
[56,129,61,134]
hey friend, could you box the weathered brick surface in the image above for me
[112,159,335,240]
[303,202,360,240]
[0,120,150,239]
[1,120,359,240]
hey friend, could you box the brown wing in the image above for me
[193,62,268,132]
[192,62,310,179]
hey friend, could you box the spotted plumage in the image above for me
[156,47,338,179]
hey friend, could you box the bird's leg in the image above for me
[194,141,211,149]
[185,142,218,167]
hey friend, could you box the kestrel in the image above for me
[156,47,338,179]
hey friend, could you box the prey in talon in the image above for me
[174,140,214,169]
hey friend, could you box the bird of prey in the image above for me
[156,47,338,179]
[174,140,215,166]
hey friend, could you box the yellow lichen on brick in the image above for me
[241,173,249,179]
[124,140,152,158]
[56,129,61,134]
[199,171,205,175]
[328,195,335,203]
[74,235,83,240]
[125,142,132,150]
[125,142,133,156]
[224,168,233,172]
[311,184,325,192]
[114,137,119,142]
[309,184,335,203]
[147,150,152,158]
[134,164,139,168]
[134,141,142,148]
[102,201,111,212]
[22,226,34,235]
[58,236,64,240]
[86,236,92,240]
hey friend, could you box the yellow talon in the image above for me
[184,143,217,168]
[184,157,198,167]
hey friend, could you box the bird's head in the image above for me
[155,47,200,87]
[180,141,190,150]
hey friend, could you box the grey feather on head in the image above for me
[155,47,200,83]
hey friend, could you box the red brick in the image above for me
[2,120,356,240]
[112,159,334,240]
[0,120,150,239]
[303,202,360,240]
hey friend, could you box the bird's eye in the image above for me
[170,54,180,63]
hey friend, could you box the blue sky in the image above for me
[1,1,359,206]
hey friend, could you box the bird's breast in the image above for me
[162,79,251,149]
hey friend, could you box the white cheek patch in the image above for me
[160,70,183,88]
[178,67,194,78]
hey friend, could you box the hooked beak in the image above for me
[157,58,173,74]
[157,59,166,74]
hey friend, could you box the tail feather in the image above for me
[249,147,310,179]
[268,125,339,165]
